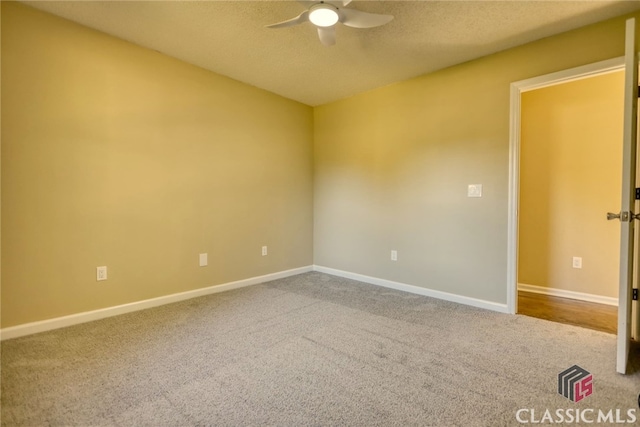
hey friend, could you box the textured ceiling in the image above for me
[22,1,640,106]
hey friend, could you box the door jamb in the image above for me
[507,57,625,315]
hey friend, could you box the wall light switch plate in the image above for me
[262,246,268,256]
[468,184,483,198]
[97,266,107,281]
[391,250,398,261]
[199,253,208,267]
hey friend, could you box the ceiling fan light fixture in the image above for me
[266,2,393,46]
[309,5,339,27]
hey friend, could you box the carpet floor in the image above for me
[1,272,639,426]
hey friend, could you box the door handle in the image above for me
[607,212,621,220]
[607,211,640,221]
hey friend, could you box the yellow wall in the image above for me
[518,72,623,298]
[1,3,314,327]
[314,11,640,304]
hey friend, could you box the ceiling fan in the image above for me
[266,0,394,47]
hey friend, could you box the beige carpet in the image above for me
[2,272,639,426]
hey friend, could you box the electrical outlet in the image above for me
[468,184,483,198]
[199,253,208,267]
[97,266,107,281]
[262,246,268,256]
[391,250,398,261]
[572,257,582,269]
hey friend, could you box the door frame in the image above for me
[507,57,625,316]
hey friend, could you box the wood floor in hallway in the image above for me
[517,290,617,334]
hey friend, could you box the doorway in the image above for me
[516,69,624,333]
[506,57,629,320]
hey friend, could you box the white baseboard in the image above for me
[518,283,618,306]
[0,265,313,341]
[313,265,510,314]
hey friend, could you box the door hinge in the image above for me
[636,188,640,200]
[633,288,638,301]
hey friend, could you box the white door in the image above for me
[613,18,638,375]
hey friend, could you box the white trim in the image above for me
[507,81,521,315]
[507,56,625,316]
[0,265,313,341]
[313,265,509,314]
[514,57,625,94]
[518,283,618,306]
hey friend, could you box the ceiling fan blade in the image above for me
[317,26,336,46]
[339,8,393,29]
[266,10,309,28]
